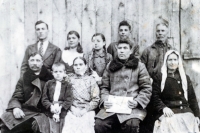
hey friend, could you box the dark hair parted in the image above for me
[73,57,87,65]
[29,52,42,59]
[117,40,132,49]
[118,20,131,30]
[65,31,83,53]
[91,33,110,72]
[91,33,107,52]
[35,20,48,29]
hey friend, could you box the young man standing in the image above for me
[20,20,61,77]
[107,20,140,59]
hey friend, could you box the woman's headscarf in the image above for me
[161,50,188,100]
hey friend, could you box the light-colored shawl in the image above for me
[161,50,188,100]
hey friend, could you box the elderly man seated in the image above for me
[95,40,152,133]
[1,53,53,133]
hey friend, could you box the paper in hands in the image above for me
[106,95,133,114]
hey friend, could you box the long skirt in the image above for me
[153,112,199,133]
[62,111,95,133]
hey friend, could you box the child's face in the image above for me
[92,35,105,50]
[67,34,80,49]
[52,66,66,81]
[73,59,87,75]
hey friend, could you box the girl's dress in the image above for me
[84,49,112,77]
[61,50,83,74]
[62,74,100,133]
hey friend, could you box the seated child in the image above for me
[42,62,73,133]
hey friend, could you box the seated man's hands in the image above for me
[104,101,113,109]
[128,100,138,109]
[163,107,174,117]
[13,108,25,119]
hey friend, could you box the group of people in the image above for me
[0,19,199,133]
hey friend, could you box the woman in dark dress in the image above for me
[152,50,200,133]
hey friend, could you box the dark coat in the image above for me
[95,55,152,123]
[107,41,140,59]
[1,66,53,133]
[152,72,200,119]
[20,42,61,77]
[42,79,73,118]
[141,41,173,78]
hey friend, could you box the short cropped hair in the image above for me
[29,52,42,60]
[35,20,48,29]
[118,20,131,30]
[156,18,169,28]
[52,62,66,71]
[117,40,132,49]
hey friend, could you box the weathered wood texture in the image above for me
[181,0,200,107]
[0,0,200,114]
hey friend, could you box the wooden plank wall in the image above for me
[181,0,200,106]
[0,0,200,114]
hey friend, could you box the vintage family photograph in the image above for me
[0,0,200,133]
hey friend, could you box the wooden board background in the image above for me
[0,0,200,115]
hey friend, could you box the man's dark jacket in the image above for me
[1,66,53,133]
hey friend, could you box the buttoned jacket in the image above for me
[152,73,200,119]
[96,57,152,123]
[20,42,61,76]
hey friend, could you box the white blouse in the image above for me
[62,50,83,66]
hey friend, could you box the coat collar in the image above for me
[32,78,42,91]
[42,42,56,61]
[151,40,172,49]
[31,42,56,61]
[23,65,54,88]
[88,49,106,58]
[109,54,139,72]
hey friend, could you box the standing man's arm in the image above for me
[140,48,148,67]
[132,44,140,59]
[20,47,30,77]
[53,48,61,63]
[107,43,113,56]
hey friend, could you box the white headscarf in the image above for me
[161,50,188,100]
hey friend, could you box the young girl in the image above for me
[84,33,112,84]
[61,31,84,74]
[62,57,100,133]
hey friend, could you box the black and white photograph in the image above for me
[0,0,200,133]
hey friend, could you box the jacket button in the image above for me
[179,101,182,104]
[180,106,183,109]
[13,123,15,126]
[178,91,182,95]
[31,92,33,95]
[177,81,180,84]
